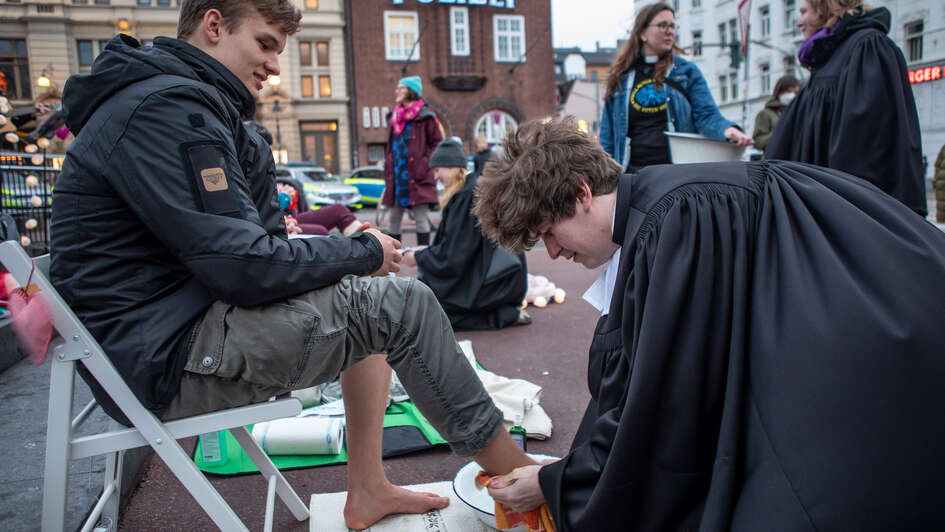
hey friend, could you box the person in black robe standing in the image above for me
[472,117,945,531]
[766,0,925,216]
[402,137,528,330]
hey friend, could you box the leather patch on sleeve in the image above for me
[184,142,241,217]
[200,167,228,191]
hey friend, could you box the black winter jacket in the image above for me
[51,35,383,420]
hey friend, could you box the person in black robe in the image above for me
[472,117,945,531]
[401,137,528,330]
[766,2,925,216]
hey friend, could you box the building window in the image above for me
[730,72,738,100]
[728,19,738,45]
[450,7,470,56]
[785,0,796,29]
[319,75,331,97]
[692,30,702,57]
[760,63,770,93]
[783,54,796,76]
[719,76,727,101]
[367,144,385,164]
[693,0,701,7]
[905,21,923,62]
[301,75,313,97]
[0,39,30,101]
[305,0,318,8]
[718,23,727,47]
[138,0,149,4]
[475,110,518,144]
[384,11,420,61]
[494,15,525,63]
[77,40,95,67]
[300,121,338,174]
[157,0,170,5]
[316,42,329,66]
[759,5,770,38]
[300,42,312,66]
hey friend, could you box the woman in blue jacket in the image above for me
[600,2,751,172]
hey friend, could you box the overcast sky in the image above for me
[551,0,636,51]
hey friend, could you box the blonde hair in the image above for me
[439,167,467,209]
[806,0,865,28]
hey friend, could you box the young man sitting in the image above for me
[50,1,533,528]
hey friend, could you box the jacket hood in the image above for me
[841,6,890,35]
[63,35,256,134]
[803,7,890,68]
[765,96,783,110]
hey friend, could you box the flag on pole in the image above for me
[737,0,752,57]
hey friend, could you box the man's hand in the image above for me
[400,245,427,268]
[724,126,753,147]
[365,228,402,276]
[486,464,545,512]
[284,215,302,235]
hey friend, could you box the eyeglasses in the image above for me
[649,21,679,32]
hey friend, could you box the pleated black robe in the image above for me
[766,8,926,216]
[538,161,945,531]
[415,172,527,330]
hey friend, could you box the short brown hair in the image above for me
[177,0,302,40]
[473,116,623,252]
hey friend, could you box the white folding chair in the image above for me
[0,241,310,532]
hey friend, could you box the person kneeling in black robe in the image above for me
[401,137,528,330]
[471,116,945,531]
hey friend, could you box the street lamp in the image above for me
[268,75,283,162]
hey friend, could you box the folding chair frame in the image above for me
[0,241,309,531]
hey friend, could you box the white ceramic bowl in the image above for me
[452,454,555,531]
[665,131,746,164]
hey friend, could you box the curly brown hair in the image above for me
[472,116,623,252]
[177,0,302,40]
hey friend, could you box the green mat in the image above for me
[194,400,447,475]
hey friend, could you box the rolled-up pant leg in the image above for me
[166,275,503,457]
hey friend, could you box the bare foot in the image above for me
[343,482,449,530]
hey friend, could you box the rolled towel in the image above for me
[252,417,344,455]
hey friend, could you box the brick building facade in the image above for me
[345,0,556,167]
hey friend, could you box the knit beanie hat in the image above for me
[398,75,423,98]
[429,137,468,168]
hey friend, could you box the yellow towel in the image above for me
[476,471,557,532]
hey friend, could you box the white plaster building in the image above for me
[671,0,944,175]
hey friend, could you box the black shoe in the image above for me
[416,232,430,246]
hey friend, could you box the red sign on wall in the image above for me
[908,65,943,84]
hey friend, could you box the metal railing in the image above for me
[0,152,61,256]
